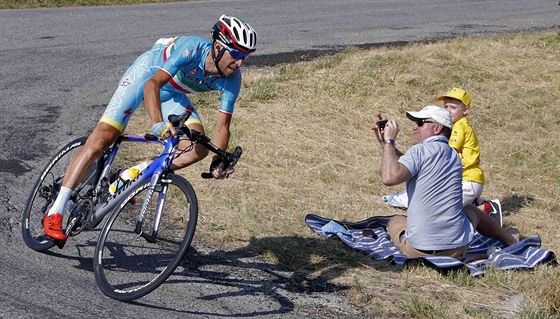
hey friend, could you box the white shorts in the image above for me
[462,180,484,206]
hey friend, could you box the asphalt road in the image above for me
[0,1,558,318]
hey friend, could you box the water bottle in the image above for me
[109,161,147,195]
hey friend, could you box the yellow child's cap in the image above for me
[437,87,472,108]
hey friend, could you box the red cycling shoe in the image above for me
[43,213,67,241]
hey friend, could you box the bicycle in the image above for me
[21,110,242,301]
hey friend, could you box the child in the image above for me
[437,87,502,225]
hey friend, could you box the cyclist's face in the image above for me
[217,45,246,77]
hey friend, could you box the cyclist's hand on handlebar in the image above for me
[152,121,177,140]
[209,156,234,179]
[212,165,234,179]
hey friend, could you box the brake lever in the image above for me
[225,146,242,172]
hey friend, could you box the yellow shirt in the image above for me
[448,117,485,184]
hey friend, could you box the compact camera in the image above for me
[378,119,388,131]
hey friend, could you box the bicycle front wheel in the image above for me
[93,173,198,301]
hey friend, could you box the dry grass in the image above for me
[121,31,560,318]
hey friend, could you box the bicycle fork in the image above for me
[135,175,169,243]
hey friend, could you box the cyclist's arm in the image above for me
[144,69,172,126]
[211,71,240,152]
[211,111,232,153]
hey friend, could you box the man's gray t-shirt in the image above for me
[398,135,474,251]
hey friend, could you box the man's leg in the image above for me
[43,123,121,241]
[387,214,407,252]
[171,122,209,170]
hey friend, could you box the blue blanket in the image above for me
[305,214,556,276]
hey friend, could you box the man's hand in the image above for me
[383,119,399,141]
[372,113,387,147]
[152,121,176,139]
[209,157,234,179]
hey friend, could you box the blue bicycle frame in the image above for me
[84,134,180,231]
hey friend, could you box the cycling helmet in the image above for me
[212,15,257,54]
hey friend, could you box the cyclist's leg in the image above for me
[44,51,153,240]
[43,123,123,240]
[43,123,121,240]
[173,121,209,169]
[159,93,209,170]
[63,123,121,189]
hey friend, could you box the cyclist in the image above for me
[43,15,258,241]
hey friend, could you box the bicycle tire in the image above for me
[22,137,100,251]
[93,173,198,301]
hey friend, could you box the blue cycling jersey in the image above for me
[101,36,242,132]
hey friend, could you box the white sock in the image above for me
[47,186,73,216]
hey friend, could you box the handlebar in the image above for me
[166,111,243,179]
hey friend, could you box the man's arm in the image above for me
[143,70,178,138]
[380,143,411,186]
[211,111,232,152]
[208,111,233,179]
[144,70,172,125]
[377,119,410,186]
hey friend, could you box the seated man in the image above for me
[372,105,518,258]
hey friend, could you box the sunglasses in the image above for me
[223,45,250,61]
[415,119,435,127]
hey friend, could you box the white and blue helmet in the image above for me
[212,15,257,54]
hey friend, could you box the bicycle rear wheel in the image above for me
[93,173,198,301]
[22,137,100,251]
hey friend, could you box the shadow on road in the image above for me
[135,236,360,317]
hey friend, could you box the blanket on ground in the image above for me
[305,213,556,276]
